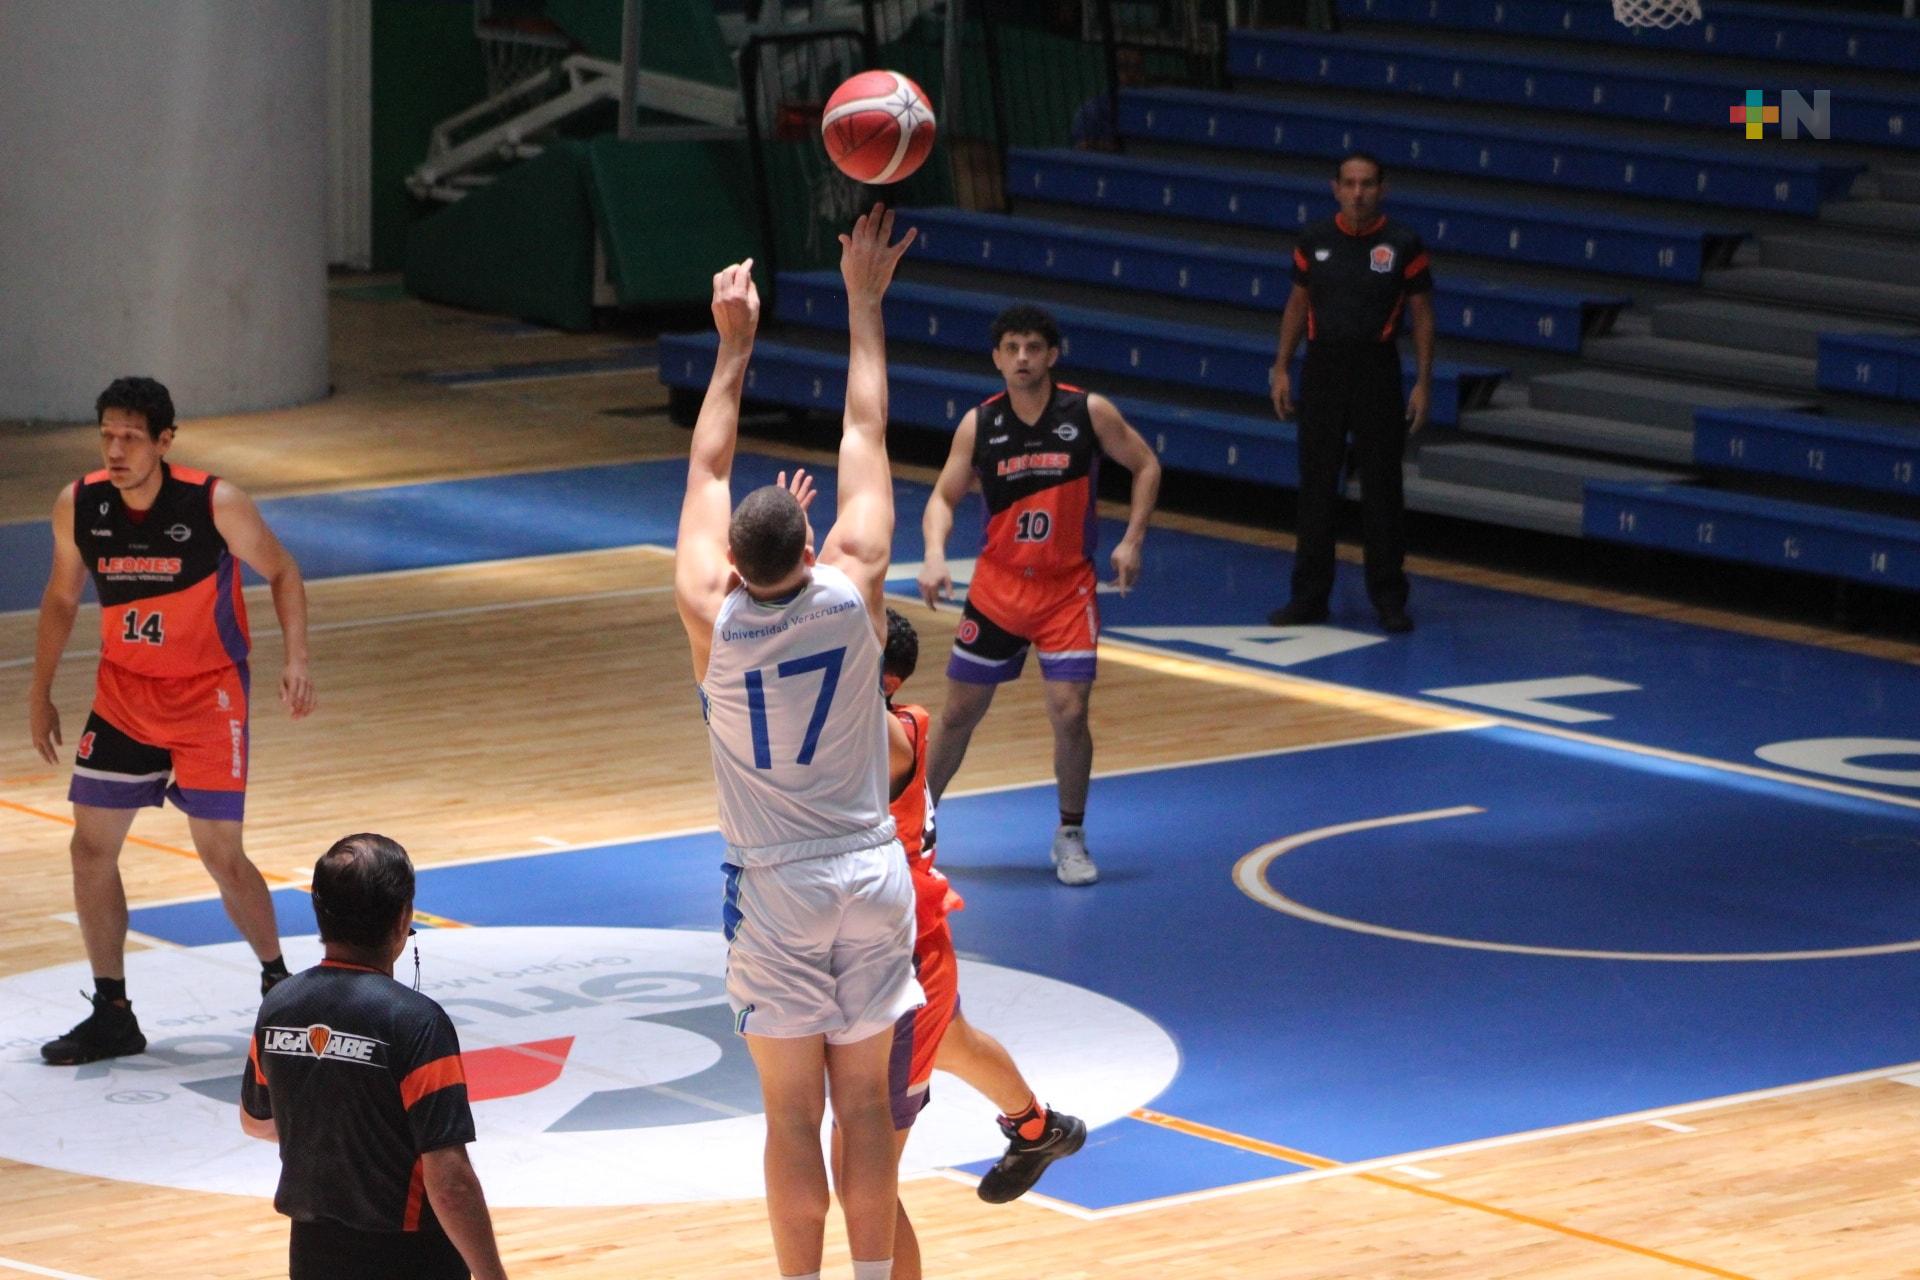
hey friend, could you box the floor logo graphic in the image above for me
[0,927,1177,1206]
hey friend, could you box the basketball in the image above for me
[821,69,937,185]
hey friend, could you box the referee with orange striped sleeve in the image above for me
[1269,150,1435,634]
[240,834,509,1280]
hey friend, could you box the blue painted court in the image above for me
[13,454,1918,1212]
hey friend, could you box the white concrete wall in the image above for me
[0,0,329,421]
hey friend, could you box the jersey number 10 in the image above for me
[1015,510,1053,542]
[745,646,846,769]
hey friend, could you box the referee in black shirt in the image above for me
[1269,150,1435,634]
[241,834,509,1280]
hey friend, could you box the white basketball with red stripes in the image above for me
[821,70,937,185]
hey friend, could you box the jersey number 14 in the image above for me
[121,609,165,645]
[745,646,845,769]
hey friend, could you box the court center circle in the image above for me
[1234,807,1920,962]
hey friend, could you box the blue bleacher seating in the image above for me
[1120,87,1861,215]
[896,206,1628,353]
[1232,29,1920,153]
[1585,480,1920,589]
[657,332,1303,486]
[1817,333,1920,403]
[1694,407,1920,496]
[1008,148,1741,282]
[1338,0,1920,76]
[772,271,1507,427]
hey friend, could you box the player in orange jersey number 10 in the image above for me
[822,70,937,185]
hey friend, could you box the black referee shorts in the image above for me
[290,1219,468,1280]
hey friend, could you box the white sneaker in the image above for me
[1050,825,1099,886]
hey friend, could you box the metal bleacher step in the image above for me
[1461,402,1694,465]
[1526,368,1816,431]
[1704,266,1920,325]
[1397,467,1586,537]
[1581,332,1818,394]
[1413,439,1687,504]
[1821,200,1920,239]
[1880,168,1920,203]
[1758,233,1920,286]
[1650,299,1915,360]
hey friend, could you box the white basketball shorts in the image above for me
[723,838,923,1044]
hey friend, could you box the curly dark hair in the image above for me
[94,377,176,440]
[989,304,1061,352]
[883,607,919,685]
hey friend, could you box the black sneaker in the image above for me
[262,969,288,997]
[1267,601,1329,627]
[1376,605,1415,634]
[41,993,147,1065]
[976,1108,1086,1204]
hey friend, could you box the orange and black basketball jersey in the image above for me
[74,462,250,679]
[970,384,1099,573]
[888,701,963,936]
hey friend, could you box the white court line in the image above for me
[0,1256,103,1280]
[1393,1165,1444,1180]
[1094,634,1920,814]
[1647,1120,1696,1133]
[1080,1052,1920,1220]
[114,721,1490,912]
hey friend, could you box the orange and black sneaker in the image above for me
[41,992,147,1065]
[976,1107,1086,1203]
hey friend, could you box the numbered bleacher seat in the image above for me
[1231,29,1920,153]
[1337,0,1920,75]
[896,207,1628,354]
[1119,87,1861,215]
[1008,149,1743,282]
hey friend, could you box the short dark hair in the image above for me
[311,833,415,949]
[729,485,808,588]
[883,607,919,685]
[1335,150,1386,184]
[95,377,176,439]
[990,305,1061,352]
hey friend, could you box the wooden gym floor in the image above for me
[0,284,1917,1280]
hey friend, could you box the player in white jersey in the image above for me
[674,206,919,1280]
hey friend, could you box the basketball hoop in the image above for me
[474,10,574,99]
[1612,0,1702,28]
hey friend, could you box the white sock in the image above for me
[779,1272,820,1280]
[851,1262,893,1280]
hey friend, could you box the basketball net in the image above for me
[477,17,572,98]
[1612,0,1701,28]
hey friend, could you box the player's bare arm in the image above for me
[674,259,761,682]
[1087,395,1161,593]
[1406,292,1435,433]
[28,485,87,764]
[818,204,916,636]
[239,1108,279,1142]
[887,710,914,801]
[917,408,977,610]
[212,481,316,720]
[1271,284,1309,420]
